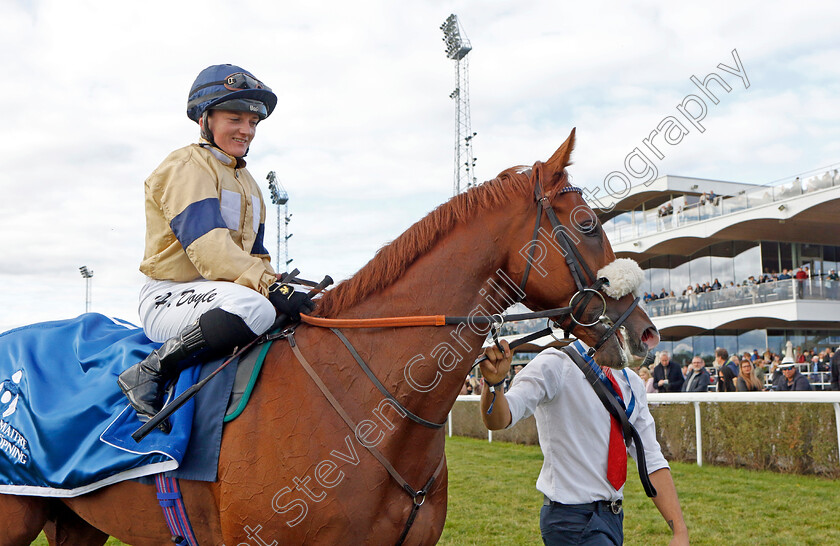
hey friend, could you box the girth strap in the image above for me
[287,331,446,544]
[155,475,199,546]
[330,328,444,429]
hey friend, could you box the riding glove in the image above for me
[268,283,315,321]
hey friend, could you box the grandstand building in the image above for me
[598,170,840,371]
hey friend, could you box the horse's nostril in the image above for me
[641,327,660,349]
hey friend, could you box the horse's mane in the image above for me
[316,165,546,316]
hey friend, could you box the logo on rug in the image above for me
[0,370,29,465]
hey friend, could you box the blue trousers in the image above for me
[540,502,624,545]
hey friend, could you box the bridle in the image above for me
[513,163,642,358]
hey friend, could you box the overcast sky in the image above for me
[1,1,838,333]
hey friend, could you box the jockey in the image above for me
[118,64,314,428]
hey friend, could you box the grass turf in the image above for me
[440,435,840,545]
[33,435,840,545]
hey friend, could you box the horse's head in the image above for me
[501,129,660,368]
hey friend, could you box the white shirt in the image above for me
[505,345,669,504]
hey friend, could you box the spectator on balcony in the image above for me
[769,356,785,387]
[736,361,763,392]
[653,351,684,393]
[750,349,760,362]
[753,359,767,387]
[777,361,813,391]
[716,365,737,392]
[711,278,722,290]
[794,267,808,298]
[682,357,711,392]
[658,288,668,300]
[683,285,695,312]
[827,270,839,299]
[730,354,741,373]
[667,291,678,313]
[714,347,739,377]
[693,283,705,310]
[638,366,656,393]
[829,348,840,391]
[777,269,791,281]
[708,190,719,206]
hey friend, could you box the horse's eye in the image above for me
[579,221,600,237]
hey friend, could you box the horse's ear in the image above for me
[544,128,576,183]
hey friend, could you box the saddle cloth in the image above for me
[0,313,239,497]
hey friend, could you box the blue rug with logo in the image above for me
[0,313,234,497]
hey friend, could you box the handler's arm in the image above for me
[648,468,689,545]
[479,341,512,430]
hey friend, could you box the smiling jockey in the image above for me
[118,64,314,429]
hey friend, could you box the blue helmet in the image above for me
[187,64,277,123]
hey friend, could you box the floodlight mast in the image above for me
[266,171,292,273]
[440,14,477,196]
[79,265,93,313]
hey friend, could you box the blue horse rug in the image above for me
[0,313,235,497]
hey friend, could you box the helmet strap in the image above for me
[199,111,217,147]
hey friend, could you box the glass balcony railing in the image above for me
[644,277,840,318]
[604,173,840,243]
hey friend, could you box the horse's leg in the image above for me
[43,502,109,546]
[0,494,50,546]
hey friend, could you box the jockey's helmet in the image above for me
[187,64,277,123]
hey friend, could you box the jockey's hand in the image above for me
[480,340,512,386]
[268,283,315,321]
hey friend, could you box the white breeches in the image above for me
[139,278,276,343]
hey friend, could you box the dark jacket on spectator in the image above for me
[653,362,685,392]
[830,351,840,391]
[777,370,813,391]
[682,368,710,392]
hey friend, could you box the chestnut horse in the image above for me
[0,129,660,545]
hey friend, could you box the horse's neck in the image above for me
[344,217,521,424]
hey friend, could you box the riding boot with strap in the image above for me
[118,321,207,430]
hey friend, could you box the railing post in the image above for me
[694,401,703,467]
[488,429,493,443]
[448,411,453,437]
[834,403,840,461]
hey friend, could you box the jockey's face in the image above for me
[204,110,260,158]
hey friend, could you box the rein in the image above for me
[278,170,645,543]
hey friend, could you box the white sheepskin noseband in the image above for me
[596,258,644,299]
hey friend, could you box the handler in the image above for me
[480,341,688,545]
[118,64,313,426]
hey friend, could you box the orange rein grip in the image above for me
[300,314,447,328]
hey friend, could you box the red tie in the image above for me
[602,366,627,490]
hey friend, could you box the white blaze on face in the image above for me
[596,258,644,300]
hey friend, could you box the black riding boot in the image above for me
[117,321,207,426]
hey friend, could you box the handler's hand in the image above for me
[479,340,513,385]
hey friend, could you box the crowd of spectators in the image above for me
[461,343,840,395]
[630,345,840,393]
[642,265,840,314]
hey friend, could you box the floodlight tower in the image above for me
[441,14,477,196]
[266,171,292,273]
[79,265,93,313]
